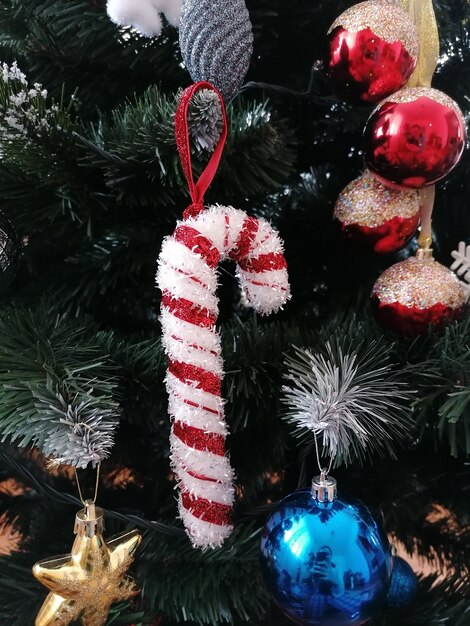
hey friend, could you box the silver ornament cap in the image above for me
[311,470,337,503]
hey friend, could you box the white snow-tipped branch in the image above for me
[38,391,118,469]
[451,241,470,302]
[283,341,413,465]
[106,0,182,38]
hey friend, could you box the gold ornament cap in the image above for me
[74,499,105,538]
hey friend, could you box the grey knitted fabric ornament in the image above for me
[179,0,253,102]
[188,89,224,152]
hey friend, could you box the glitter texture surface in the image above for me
[385,86,463,117]
[179,0,253,102]
[181,491,232,526]
[387,556,418,608]
[174,82,228,220]
[335,172,420,227]
[372,256,465,309]
[329,0,419,59]
[173,421,226,455]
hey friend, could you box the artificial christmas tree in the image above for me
[0,0,469,625]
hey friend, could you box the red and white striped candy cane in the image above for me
[158,205,289,548]
[156,83,290,549]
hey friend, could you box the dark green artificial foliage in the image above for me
[0,0,469,625]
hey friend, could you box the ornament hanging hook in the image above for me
[313,431,334,477]
[312,432,336,501]
[74,462,101,508]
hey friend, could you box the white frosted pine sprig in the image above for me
[451,241,470,302]
[40,394,118,469]
[283,340,413,465]
[0,62,61,146]
[187,89,224,153]
[106,0,182,37]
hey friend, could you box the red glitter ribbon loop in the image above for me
[175,82,228,220]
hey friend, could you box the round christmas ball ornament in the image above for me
[0,210,21,293]
[326,0,419,104]
[386,556,418,608]
[371,252,466,335]
[364,87,466,189]
[179,0,253,102]
[260,472,392,625]
[334,171,420,254]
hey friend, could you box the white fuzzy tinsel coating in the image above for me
[183,205,290,314]
[106,0,182,37]
[157,205,289,549]
[178,503,233,549]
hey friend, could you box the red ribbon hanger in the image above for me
[174,81,228,220]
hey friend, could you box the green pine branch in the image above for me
[403,316,470,456]
[0,304,120,467]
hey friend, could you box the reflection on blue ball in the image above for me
[260,490,392,625]
[386,556,418,608]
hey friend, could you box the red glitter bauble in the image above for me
[326,1,418,104]
[334,171,420,253]
[364,87,466,189]
[371,255,466,335]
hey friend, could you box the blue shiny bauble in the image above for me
[260,490,392,625]
[386,556,418,608]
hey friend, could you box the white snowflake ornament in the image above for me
[451,241,470,302]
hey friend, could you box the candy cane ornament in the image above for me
[156,82,290,549]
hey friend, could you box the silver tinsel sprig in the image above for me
[187,89,223,153]
[39,392,118,469]
[283,339,413,465]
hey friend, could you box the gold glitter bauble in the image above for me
[334,172,420,228]
[371,255,466,335]
[329,0,419,59]
[372,256,465,309]
[33,501,142,626]
[334,171,420,253]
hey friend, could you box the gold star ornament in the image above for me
[33,500,142,626]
